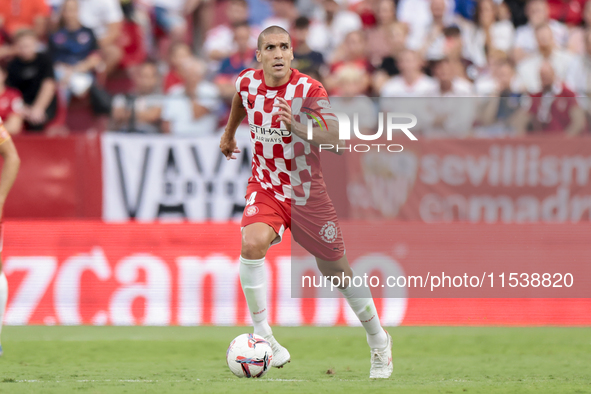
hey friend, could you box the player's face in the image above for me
[256,33,293,83]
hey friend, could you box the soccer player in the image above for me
[0,118,21,356]
[219,26,393,378]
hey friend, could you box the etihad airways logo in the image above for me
[250,124,291,144]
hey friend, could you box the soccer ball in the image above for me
[226,333,273,378]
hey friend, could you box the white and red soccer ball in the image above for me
[226,333,273,378]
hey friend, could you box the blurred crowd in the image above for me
[0,0,589,138]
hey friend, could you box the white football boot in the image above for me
[369,330,393,379]
[264,335,291,368]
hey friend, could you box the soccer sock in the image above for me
[339,283,388,350]
[239,256,272,338]
[0,271,7,344]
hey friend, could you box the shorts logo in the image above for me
[319,221,337,243]
[245,205,259,217]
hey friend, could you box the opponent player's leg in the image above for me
[0,256,7,356]
[240,223,291,367]
[316,255,392,378]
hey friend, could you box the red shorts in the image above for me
[241,182,345,261]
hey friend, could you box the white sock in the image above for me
[339,284,388,349]
[0,271,7,345]
[239,256,272,338]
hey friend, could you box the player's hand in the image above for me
[220,132,241,160]
[273,97,292,131]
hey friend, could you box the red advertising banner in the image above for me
[3,221,590,326]
[343,137,591,223]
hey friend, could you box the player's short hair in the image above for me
[257,25,291,50]
[13,29,37,42]
[294,16,310,29]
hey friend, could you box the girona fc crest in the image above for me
[319,221,337,243]
[245,206,259,217]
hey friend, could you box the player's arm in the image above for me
[291,118,344,152]
[0,136,20,219]
[4,113,24,135]
[273,97,345,154]
[220,92,246,160]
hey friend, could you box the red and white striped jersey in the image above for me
[235,68,335,205]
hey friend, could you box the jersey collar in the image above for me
[261,68,296,90]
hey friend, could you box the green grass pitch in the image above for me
[0,326,590,393]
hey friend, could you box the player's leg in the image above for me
[316,255,393,378]
[240,221,291,368]
[240,222,277,338]
[0,256,7,356]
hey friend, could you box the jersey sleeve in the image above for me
[305,83,337,123]
[234,68,254,94]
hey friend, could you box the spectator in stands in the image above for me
[49,0,101,104]
[365,0,398,66]
[6,30,57,132]
[307,0,362,62]
[162,57,221,135]
[0,67,24,134]
[566,0,591,54]
[215,22,256,101]
[548,0,585,26]
[111,60,164,133]
[292,16,325,79]
[203,0,257,62]
[420,0,462,61]
[440,26,475,81]
[372,22,409,92]
[504,0,529,27]
[77,0,124,75]
[164,42,192,94]
[397,0,455,51]
[566,29,591,113]
[474,49,520,96]
[429,56,474,96]
[325,30,372,94]
[455,0,478,20]
[152,0,200,44]
[465,0,515,69]
[261,0,298,30]
[379,49,437,97]
[0,0,50,39]
[423,57,476,138]
[516,23,573,93]
[476,59,524,137]
[515,61,585,135]
[331,65,378,131]
[513,0,568,61]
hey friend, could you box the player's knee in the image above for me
[241,234,270,260]
[316,258,352,282]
